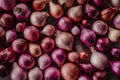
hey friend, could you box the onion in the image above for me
[0,26,5,38]
[13,3,31,20]
[12,38,27,53]
[5,30,17,42]
[90,47,108,70]
[110,48,120,58]
[80,25,96,46]
[41,24,55,36]
[113,14,120,29]
[28,67,43,80]
[49,2,63,19]
[108,27,120,43]
[68,51,79,63]
[38,54,52,70]
[61,63,79,80]
[19,0,31,2]
[0,0,17,11]
[92,0,107,6]
[10,62,27,80]
[68,5,83,22]
[71,25,80,36]
[85,4,99,19]
[41,37,55,52]
[58,17,72,31]
[16,22,26,32]
[0,14,13,28]
[79,51,88,60]
[51,49,66,66]
[82,19,89,26]
[55,30,74,51]
[96,37,110,52]
[109,60,120,76]
[30,11,49,27]
[44,67,60,80]
[77,0,87,4]
[58,0,75,8]
[23,26,40,42]
[78,75,91,80]
[110,0,120,10]
[29,42,42,57]
[18,54,35,69]
[92,71,106,80]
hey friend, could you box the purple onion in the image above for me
[71,25,80,36]
[38,54,52,70]
[16,22,26,32]
[92,0,107,6]
[58,17,72,31]
[13,3,31,20]
[96,37,110,52]
[44,67,60,80]
[18,54,35,69]
[12,38,27,53]
[92,71,106,80]
[110,0,120,10]
[110,48,120,58]
[5,30,17,42]
[78,75,91,80]
[113,14,120,29]
[51,49,66,66]
[0,26,5,38]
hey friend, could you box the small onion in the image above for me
[0,26,5,38]
[110,0,120,10]
[79,51,88,61]
[113,14,120,29]
[68,51,79,63]
[92,0,107,6]
[92,71,106,80]
[71,25,80,36]
[16,22,26,32]
[82,19,90,26]
[78,75,91,80]
[110,48,120,58]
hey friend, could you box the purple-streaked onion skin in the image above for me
[44,67,60,80]
[71,25,80,36]
[79,63,94,74]
[80,25,96,46]
[92,0,107,6]
[41,37,55,52]
[68,52,79,63]
[0,0,17,11]
[55,30,74,51]
[96,37,110,52]
[19,0,31,2]
[85,4,99,19]
[51,49,66,66]
[23,26,40,42]
[78,75,91,80]
[10,62,27,80]
[110,48,120,58]
[16,22,26,32]
[38,54,52,70]
[28,67,43,80]
[0,48,15,63]
[113,14,120,29]
[0,14,13,28]
[109,60,120,76]
[0,26,5,38]
[92,71,106,80]
[12,38,27,53]
[92,20,108,35]
[18,54,35,70]
[13,3,31,20]
[30,11,49,27]
[6,30,17,42]
[58,17,72,31]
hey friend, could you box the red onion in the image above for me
[58,17,72,31]
[44,67,60,80]
[10,62,27,80]
[110,0,120,10]
[16,22,26,32]
[92,0,107,6]
[80,25,96,46]
[18,54,35,69]
[28,67,43,80]
[85,4,99,19]
[109,60,120,76]
[68,51,79,63]
[38,54,52,70]
[41,24,55,36]
[71,25,80,36]
[79,51,88,60]
[23,26,40,42]
[0,0,17,11]
[55,30,74,51]
[13,3,31,20]
[0,14,13,28]
[113,14,120,29]
[30,11,49,27]
[92,71,106,80]
[41,37,55,52]
[49,2,63,19]
[5,30,17,42]
[19,0,31,2]
[0,48,15,63]
[90,47,108,70]
[79,63,94,74]
[61,63,79,80]
[0,26,5,38]
[82,19,89,26]
[58,0,75,8]
[12,38,27,53]
[29,43,42,57]
[68,6,83,22]
[110,48,120,58]
[78,75,91,80]
[51,49,66,66]
[77,0,87,4]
